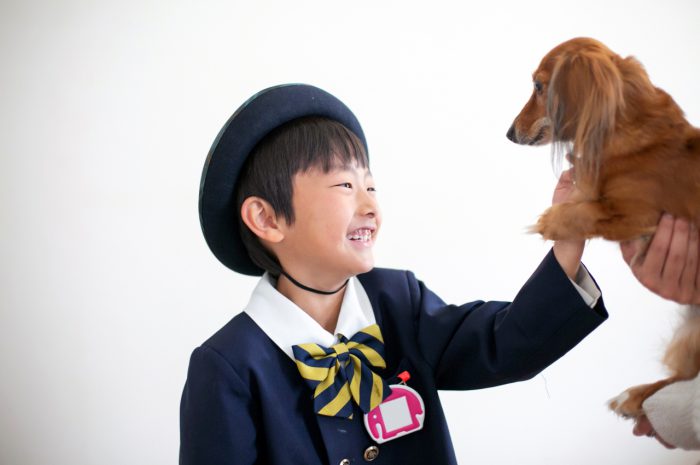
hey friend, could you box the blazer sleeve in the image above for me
[410,248,608,390]
[180,345,259,465]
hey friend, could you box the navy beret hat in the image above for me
[199,84,368,275]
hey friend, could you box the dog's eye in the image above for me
[534,80,543,94]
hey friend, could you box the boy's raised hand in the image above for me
[551,168,577,206]
[551,169,585,279]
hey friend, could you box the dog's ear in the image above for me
[548,49,624,181]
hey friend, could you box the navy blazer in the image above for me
[180,250,607,464]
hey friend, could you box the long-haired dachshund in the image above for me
[507,37,700,420]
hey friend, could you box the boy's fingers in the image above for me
[559,168,574,181]
[554,171,573,191]
[552,169,576,205]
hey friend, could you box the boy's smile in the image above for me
[275,163,380,290]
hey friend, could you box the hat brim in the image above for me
[199,84,368,275]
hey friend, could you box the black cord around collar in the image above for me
[280,270,349,295]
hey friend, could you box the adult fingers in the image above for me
[658,217,691,297]
[694,223,700,304]
[632,416,652,437]
[631,214,674,292]
[656,434,677,449]
[633,416,677,449]
[678,222,699,304]
[620,239,643,267]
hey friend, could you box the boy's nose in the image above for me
[357,191,379,217]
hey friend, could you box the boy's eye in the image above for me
[333,182,376,192]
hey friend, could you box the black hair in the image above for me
[235,116,369,276]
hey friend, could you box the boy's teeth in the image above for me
[347,229,372,241]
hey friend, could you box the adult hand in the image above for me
[633,415,676,449]
[620,214,700,304]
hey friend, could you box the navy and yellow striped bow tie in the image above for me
[292,324,391,419]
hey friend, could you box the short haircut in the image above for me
[235,116,369,276]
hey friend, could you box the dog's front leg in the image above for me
[532,200,609,241]
[608,377,682,419]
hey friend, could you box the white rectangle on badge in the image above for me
[378,396,412,431]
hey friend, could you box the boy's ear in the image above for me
[240,197,285,243]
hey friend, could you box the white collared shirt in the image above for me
[244,273,376,360]
[244,267,600,361]
[571,264,601,307]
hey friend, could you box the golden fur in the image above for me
[507,37,700,418]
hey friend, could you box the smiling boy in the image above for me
[180,84,608,465]
[240,150,378,332]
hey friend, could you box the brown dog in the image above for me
[507,37,700,419]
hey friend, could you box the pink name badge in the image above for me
[363,376,425,444]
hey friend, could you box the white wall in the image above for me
[2,0,699,463]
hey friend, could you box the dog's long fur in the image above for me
[507,37,700,418]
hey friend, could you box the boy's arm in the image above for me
[410,250,607,390]
[551,169,584,280]
[554,238,584,280]
[552,170,600,306]
[180,345,258,465]
[407,170,605,389]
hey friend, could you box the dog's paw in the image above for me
[531,211,568,241]
[607,389,642,420]
[608,378,677,419]
[532,202,606,241]
[531,205,582,241]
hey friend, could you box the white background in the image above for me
[2,1,699,464]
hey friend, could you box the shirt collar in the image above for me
[244,273,376,360]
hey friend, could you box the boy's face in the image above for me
[276,162,381,285]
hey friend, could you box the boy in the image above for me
[181,84,607,464]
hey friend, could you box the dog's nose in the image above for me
[506,124,517,143]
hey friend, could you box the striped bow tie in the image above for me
[292,324,391,419]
